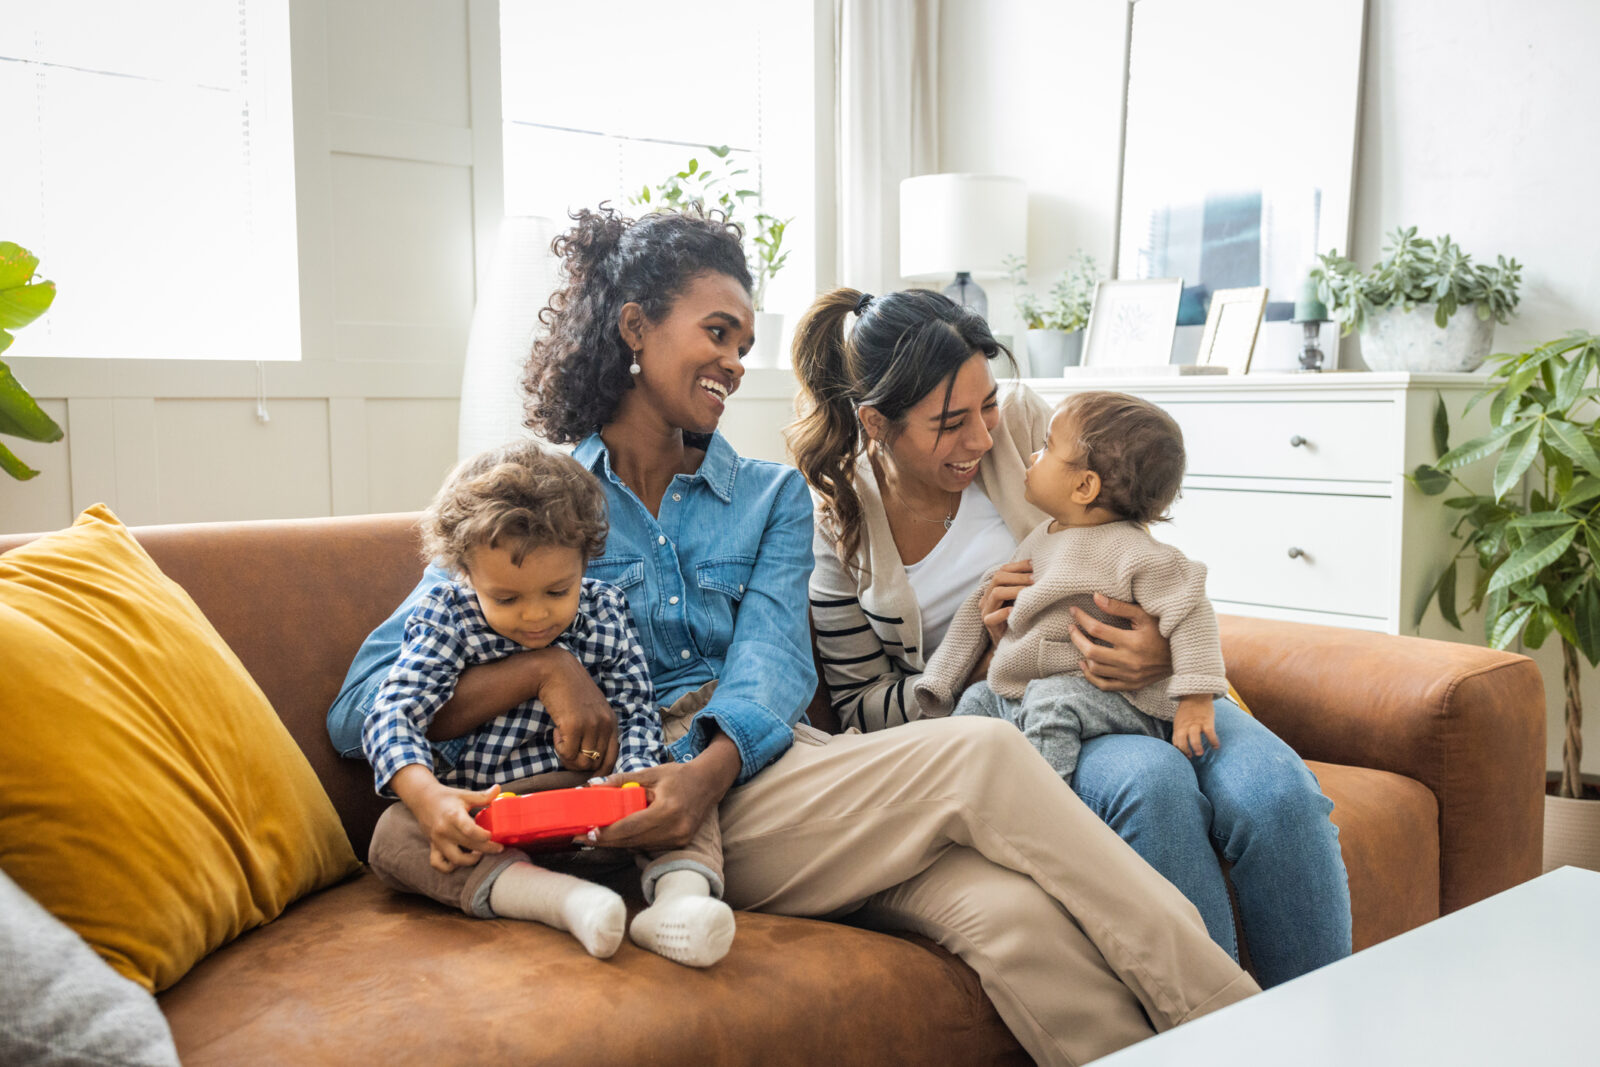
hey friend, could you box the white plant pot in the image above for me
[1357,302,1497,373]
[748,311,785,369]
[1026,329,1084,377]
[1544,778,1600,874]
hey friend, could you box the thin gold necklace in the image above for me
[897,486,959,531]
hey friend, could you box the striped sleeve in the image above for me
[809,523,915,733]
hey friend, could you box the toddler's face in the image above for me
[464,543,586,649]
[1024,409,1094,522]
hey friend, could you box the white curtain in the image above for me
[835,0,942,296]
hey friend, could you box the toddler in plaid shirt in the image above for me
[362,440,733,966]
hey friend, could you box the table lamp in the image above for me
[1292,272,1331,373]
[899,174,1026,320]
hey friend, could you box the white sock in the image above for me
[629,869,736,968]
[487,862,625,959]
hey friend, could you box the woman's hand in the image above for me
[587,734,742,852]
[390,765,503,873]
[1069,593,1173,691]
[979,560,1034,645]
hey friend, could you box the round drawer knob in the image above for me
[1287,547,1306,560]
[1289,435,1308,447]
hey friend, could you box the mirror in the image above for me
[1116,0,1366,369]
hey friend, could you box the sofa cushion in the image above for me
[0,866,180,1067]
[1308,760,1440,951]
[158,871,1029,1066]
[0,505,360,993]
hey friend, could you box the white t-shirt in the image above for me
[905,484,1019,654]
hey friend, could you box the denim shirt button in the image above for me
[669,595,679,605]
[680,649,691,660]
[672,493,682,502]
[657,535,666,545]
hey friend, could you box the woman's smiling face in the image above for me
[873,352,1000,496]
[626,271,754,434]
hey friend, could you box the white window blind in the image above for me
[0,0,299,360]
[499,0,814,317]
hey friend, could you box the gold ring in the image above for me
[580,748,601,760]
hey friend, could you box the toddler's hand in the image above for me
[409,779,504,873]
[1171,697,1220,759]
[980,560,1034,645]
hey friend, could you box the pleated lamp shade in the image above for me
[457,216,561,461]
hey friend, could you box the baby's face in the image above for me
[1024,409,1095,522]
[464,543,586,649]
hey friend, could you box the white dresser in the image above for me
[1026,372,1493,637]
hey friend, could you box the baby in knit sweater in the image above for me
[912,391,1226,782]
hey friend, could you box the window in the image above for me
[0,0,299,360]
[499,0,814,317]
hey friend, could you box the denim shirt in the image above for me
[327,430,817,785]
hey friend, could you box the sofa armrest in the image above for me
[1219,615,1545,916]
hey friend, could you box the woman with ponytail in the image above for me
[791,286,1352,990]
[331,210,1257,1064]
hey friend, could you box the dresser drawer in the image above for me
[1153,487,1394,620]
[1165,401,1396,481]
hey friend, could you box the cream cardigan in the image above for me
[808,384,1051,731]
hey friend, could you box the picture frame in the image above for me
[1080,278,1184,369]
[1196,286,1269,374]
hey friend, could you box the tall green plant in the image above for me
[0,241,63,480]
[1412,331,1600,798]
[631,145,792,312]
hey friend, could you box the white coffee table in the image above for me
[1099,866,1600,1065]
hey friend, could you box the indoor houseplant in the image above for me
[1006,252,1100,377]
[633,146,793,368]
[1312,227,1521,373]
[0,241,63,480]
[1413,330,1600,870]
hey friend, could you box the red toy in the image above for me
[475,783,648,851]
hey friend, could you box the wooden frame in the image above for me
[1197,286,1269,374]
[1080,278,1184,369]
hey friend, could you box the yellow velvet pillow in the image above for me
[1226,682,1254,717]
[0,505,359,992]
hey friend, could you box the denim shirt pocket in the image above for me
[693,555,755,657]
[587,555,652,663]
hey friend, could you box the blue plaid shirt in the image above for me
[362,576,662,796]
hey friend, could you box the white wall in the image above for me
[938,0,1600,777]
[0,0,490,536]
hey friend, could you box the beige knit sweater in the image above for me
[912,519,1227,722]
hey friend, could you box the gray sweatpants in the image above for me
[954,674,1167,786]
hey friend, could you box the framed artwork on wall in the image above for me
[1197,286,1269,374]
[1081,277,1184,369]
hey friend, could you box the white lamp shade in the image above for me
[458,216,562,461]
[899,174,1027,281]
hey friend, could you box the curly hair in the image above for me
[521,204,752,444]
[421,438,608,576]
[1058,391,1186,525]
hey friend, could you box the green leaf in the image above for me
[0,275,55,332]
[1432,395,1450,458]
[1411,463,1452,495]
[1524,607,1551,648]
[1436,560,1460,629]
[1436,420,1520,471]
[1544,418,1600,474]
[1547,606,1581,649]
[0,242,40,290]
[1487,524,1579,592]
[1488,602,1536,650]
[1553,347,1591,411]
[0,437,39,480]
[1508,511,1579,529]
[1492,423,1540,500]
[0,358,65,443]
[1577,581,1600,666]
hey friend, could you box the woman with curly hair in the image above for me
[328,205,1256,1065]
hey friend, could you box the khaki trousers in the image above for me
[716,715,1258,1067]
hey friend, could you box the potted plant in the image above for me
[633,146,793,368]
[0,241,63,480]
[1312,227,1521,373]
[1005,252,1100,377]
[1413,330,1600,871]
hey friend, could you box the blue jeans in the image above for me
[1072,698,1351,987]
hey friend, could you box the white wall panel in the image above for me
[153,398,332,523]
[0,399,73,533]
[364,398,459,513]
[327,0,470,126]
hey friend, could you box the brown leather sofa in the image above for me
[0,513,1546,1065]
